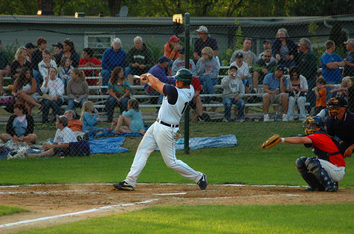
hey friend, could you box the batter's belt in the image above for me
[156,119,179,128]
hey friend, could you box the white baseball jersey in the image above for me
[157,85,195,125]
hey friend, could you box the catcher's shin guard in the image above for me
[295,157,324,191]
[305,157,337,192]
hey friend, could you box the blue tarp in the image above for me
[89,137,129,154]
[157,134,238,151]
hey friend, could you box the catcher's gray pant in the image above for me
[319,159,345,182]
[125,122,203,187]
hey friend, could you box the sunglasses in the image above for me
[264,55,271,58]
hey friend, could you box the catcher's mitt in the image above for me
[261,134,281,149]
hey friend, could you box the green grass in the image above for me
[0,205,28,216]
[19,204,354,233]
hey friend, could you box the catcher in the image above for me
[261,116,346,192]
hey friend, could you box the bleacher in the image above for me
[1,66,308,123]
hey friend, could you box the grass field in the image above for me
[0,120,353,233]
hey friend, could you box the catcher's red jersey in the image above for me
[306,133,345,167]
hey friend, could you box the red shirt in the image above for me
[306,133,345,167]
[191,76,202,92]
[79,57,102,86]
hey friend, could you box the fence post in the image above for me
[184,12,190,154]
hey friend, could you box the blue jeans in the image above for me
[66,98,87,111]
[101,69,111,93]
[199,75,215,103]
[42,98,63,123]
[325,80,340,101]
[33,69,43,94]
[223,97,245,119]
[287,96,307,121]
[105,96,129,122]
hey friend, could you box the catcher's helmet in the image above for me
[175,68,192,82]
[303,116,324,135]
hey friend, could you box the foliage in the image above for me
[329,21,348,59]
[2,39,20,62]
[0,0,353,17]
[308,22,325,64]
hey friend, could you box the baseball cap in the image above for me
[235,52,243,58]
[196,25,208,33]
[263,39,272,44]
[229,65,238,70]
[276,64,288,74]
[52,42,64,49]
[25,42,37,49]
[327,97,348,108]
[56,115,69,127]
[175,68,192,82]
[344,38,354,46]
[179,47,185,54]
[169,36,180,43]
[158,56,171,63]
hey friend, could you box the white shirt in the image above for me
[38,59,58,79]
[54,127,78,144]
[40,77,65,98]
[230,61,250,79]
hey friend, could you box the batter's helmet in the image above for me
[303,116,324,135]
[175,68,192,82]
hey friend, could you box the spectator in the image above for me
[193,26,218,64]
[40,67,64,124]
[320,40,345,100]
[272,28,297,67]
[12,67,42,114]
[105,67,131,123]
[286,66,308,121]
[314,77,327,115]
[230,38,257,67]
[0,103,37,145]
[125,36,154,84]
[295,38,318,113]
[25,115,77,158]
[66,68,89,111]
[221,65,245,122]
[64,109,85,139]
[31,37,47,90]
[326,97,354,158]
[258,40,273,60]
[112,99,145,134]
[57,38,80,68]
[325,76,350,100]
[81,101,107,134]
[101,38,126,89]
[25,42,37,63]
[230,52,251,95]
[171,47,197,76]
[190,75,207,122]
[343,38,354,77]
[347,77,354,112]
[145,56,175,104]
[10,46,32,83]
[263,64,288,122]
[163,36,181,61]
[58,57,74,87]
[252,49,277,93]
[52,42,63,66]
[195,47,219,103]
[38,49,57,82]
[79,47,102,86]
[0,40,10,95]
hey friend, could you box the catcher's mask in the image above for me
[303,116,324,135]
[327,97,347,117]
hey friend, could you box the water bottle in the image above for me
[274,116,278,122]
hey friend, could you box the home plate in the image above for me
[154,192,187,196]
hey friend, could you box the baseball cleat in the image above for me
[113,181,135,191]
[197,174,208,190]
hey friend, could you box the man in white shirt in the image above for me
[26,115,77,158]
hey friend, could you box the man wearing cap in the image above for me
[343,38,354,77]
[262,64,288,122]
[321,40,345,100]
[145,56,176,104]
[252,49,277,93]
[230,38,257,67]
[326,97,354,158]
[171,47,196,76]
[193,26,218,63]
[52,42,63,66]
[25,43,37,62]
[230,52,250,90]
[164,36,181,61]
[125,36,154,82]
[258,40,273,60]
[26,115,77,158]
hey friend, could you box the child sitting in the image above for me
[58,57,74,87]
[80,101,107,135]
[112,99,145,134]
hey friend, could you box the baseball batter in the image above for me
[113,68,207,191]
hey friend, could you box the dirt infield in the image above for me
[1,183,353,233]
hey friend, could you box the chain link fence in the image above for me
[0,15,353,158]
